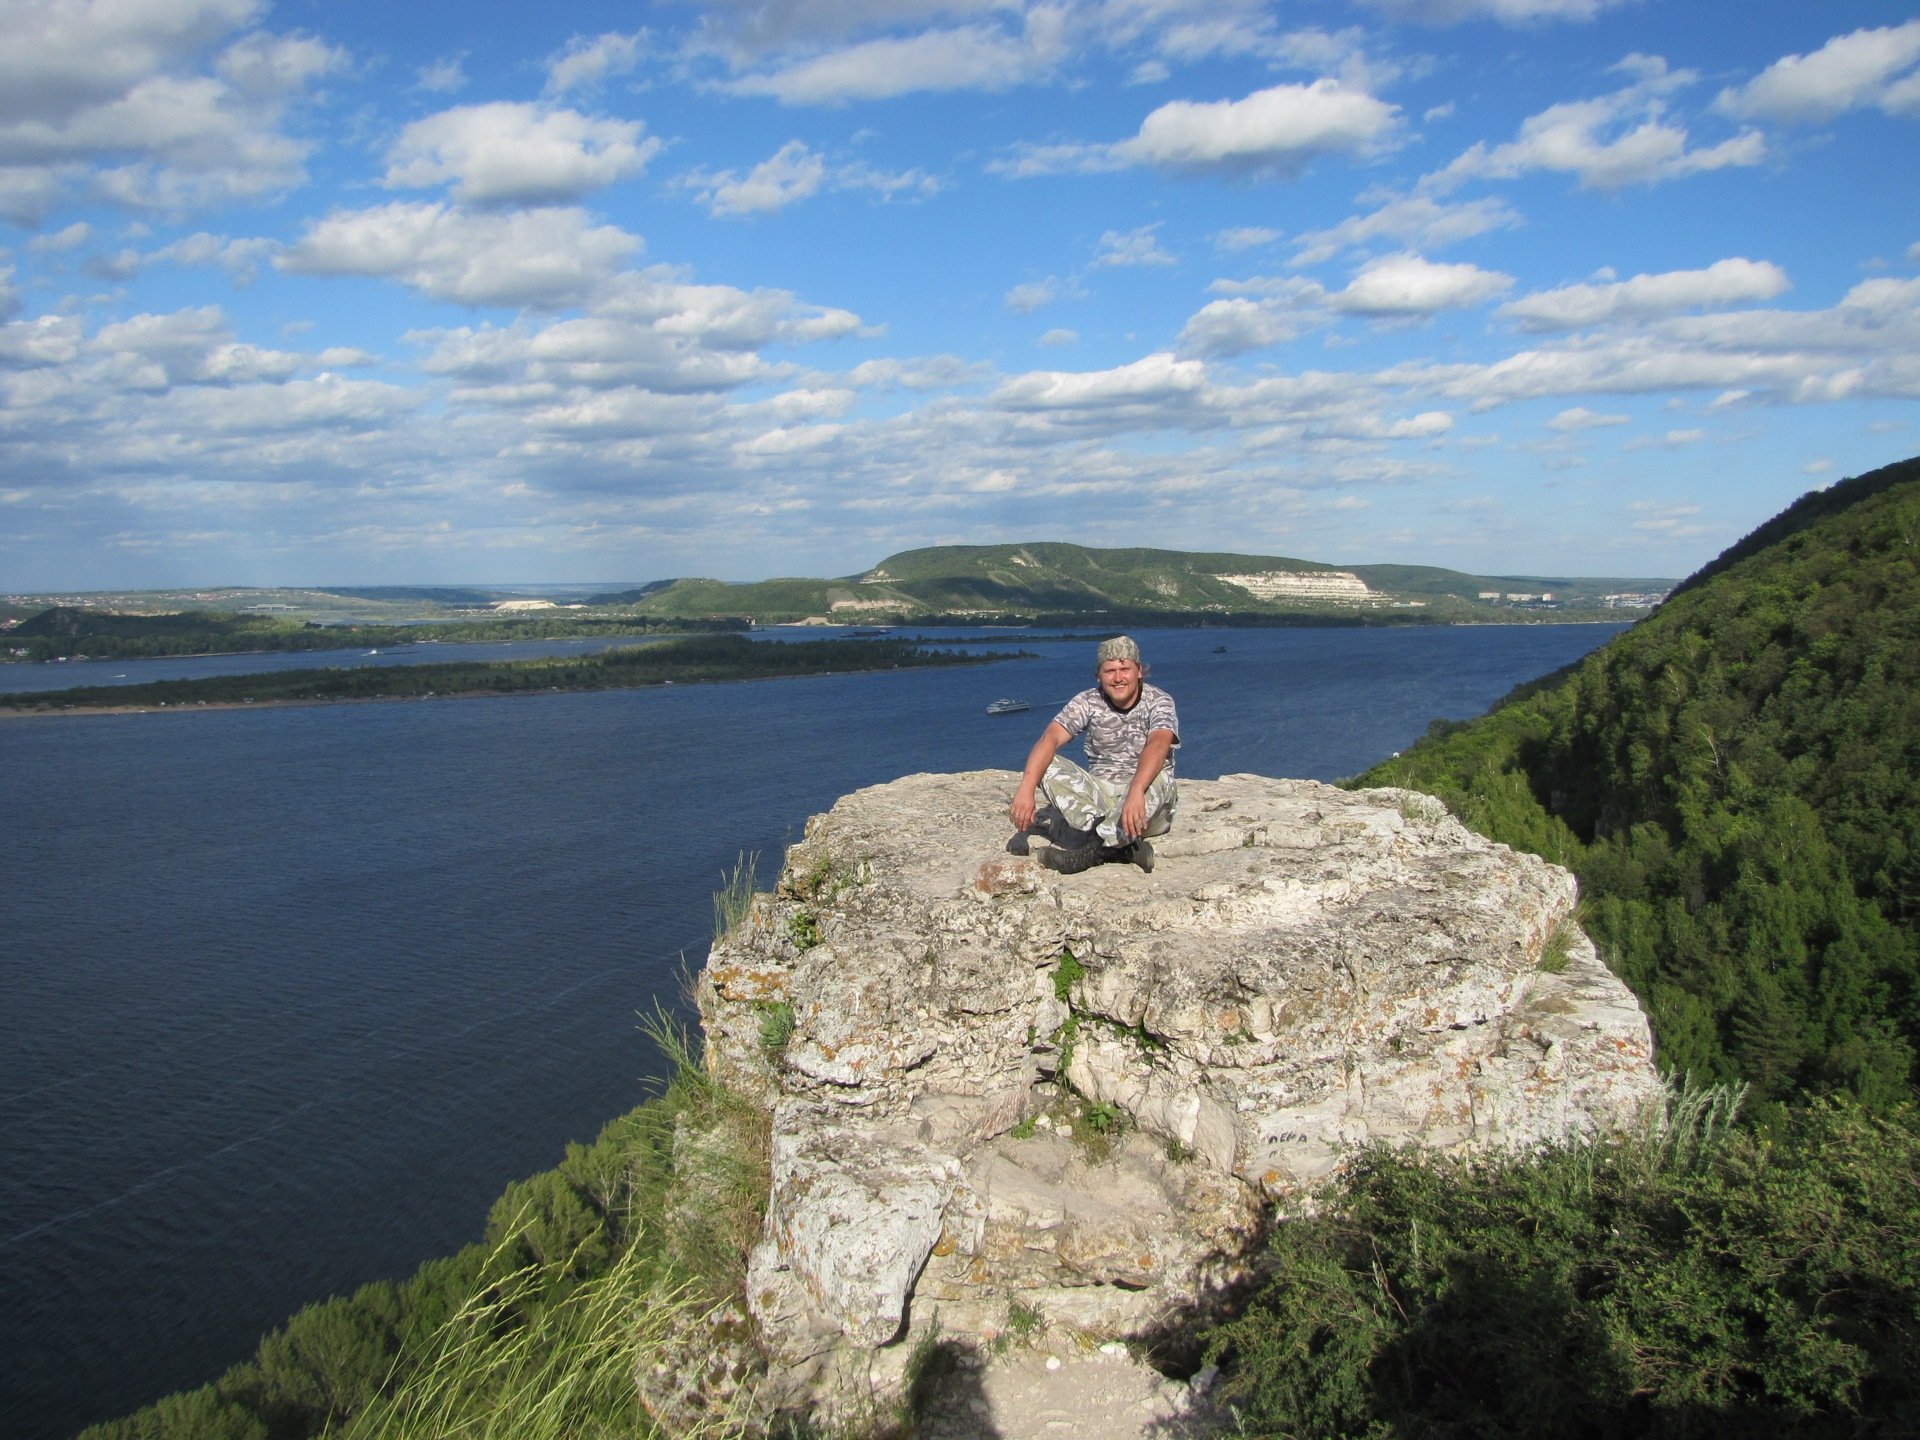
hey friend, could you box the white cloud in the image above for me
[844,355,984,391]
[1355,0,1633,22]
[1624,427,1706,451]
[1365,410,1452,438]
[1628,500,1707,533]
[0,4,346,219]
[687,140,827,217]
[1399,275,1920,410]
[416,56,468,96]
[87,246,141,280]
[683,141,939,217]
[1499,258,1791,332]
[159,372,425,434]
[1546,406,1628,430]
[1178,295,1320,357]
[0,0,262,120]
[90,306,303,388]
[0,312,85,366]
[834,159,941,202]
[1331,253,1512,315]
[29,220,91,252]
[677,0,1014,58]
[280,202,642,309]
[1427,59,1765,192]
[594,268,864,348]
[151,231,281,282]
[0,166,63,225]
[1004,278,1058,313]
[1716,22,1920,123]
[993,351,1206,412]
[420,316,767,394]
[215,31,340,99]
[1038,328,1077,347]
[1215,226,1279,252]
[1114,80,1402,176]
[384,104,661,206]
[545,31,649,95]
[1094,224,1175,268]
[724,18,1066,104]
[1289,192,1521,265]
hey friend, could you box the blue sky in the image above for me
[2,0,1917,589]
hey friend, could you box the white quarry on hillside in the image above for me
[1216,570,1372,602]
[690,770,1662,1420]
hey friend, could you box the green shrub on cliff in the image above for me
[1207,1095,1920,1439]
[1357,456,1920,1108]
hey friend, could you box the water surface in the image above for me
[0,623,1622,1437]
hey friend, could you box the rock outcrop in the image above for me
[694,770,1662,1416]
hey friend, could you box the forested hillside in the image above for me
[1358,456,1920,1108]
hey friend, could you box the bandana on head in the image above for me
[1096,635,1141,665]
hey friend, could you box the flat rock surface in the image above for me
[916,1343,1222,1440]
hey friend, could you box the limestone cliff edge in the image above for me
[676,770,1663,1426]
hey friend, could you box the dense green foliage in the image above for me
[1357,457,1920,1108]
[76,1021,767,1440]
[3,634,1017,711]
[1205,1097,1920,1439]
[3,606,743,662]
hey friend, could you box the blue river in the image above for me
[0,623,1623,1437]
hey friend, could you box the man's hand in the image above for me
[1119,728,1175,841]
[1009,788,1039,832]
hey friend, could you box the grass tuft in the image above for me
[712,851,760,941]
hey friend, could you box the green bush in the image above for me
[1205,1098,1920,1438]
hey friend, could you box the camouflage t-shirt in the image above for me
[1052,682,1180,785]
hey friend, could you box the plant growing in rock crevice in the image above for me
[1052,947,1086,1002]
[712,851,760,941]
[756,1001,796,1059]
[1538,919,1576,974]
[786,908,822,951]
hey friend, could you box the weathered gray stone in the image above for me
[695,769,1663,1411]
[754,1100,962,1349]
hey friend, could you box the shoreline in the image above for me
[0,659,1006,720]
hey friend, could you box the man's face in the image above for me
[1098,658,1143,709]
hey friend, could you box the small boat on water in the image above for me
[985,697,1031,716]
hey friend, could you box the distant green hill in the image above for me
[600,543,1670,624]
[1357,456,1920,1108]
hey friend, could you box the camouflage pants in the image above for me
[1037,756,1176,848]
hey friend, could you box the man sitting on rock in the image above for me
[1007,634,1178,873]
